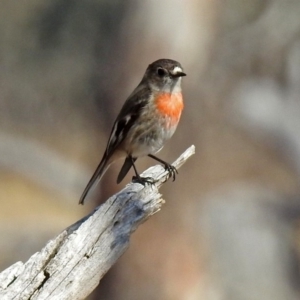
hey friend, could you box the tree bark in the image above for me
[0,146,195,300]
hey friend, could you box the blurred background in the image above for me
[1,0,300,299]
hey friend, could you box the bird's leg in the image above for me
[148,154,178,181]
[130,156,155,185]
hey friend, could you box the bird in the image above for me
[79,58,186,204]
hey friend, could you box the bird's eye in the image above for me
[157,67,166,77]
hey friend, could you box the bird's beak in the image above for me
[170,66,186,77]
[172,71,186,77]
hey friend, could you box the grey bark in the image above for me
[0,146,195,300]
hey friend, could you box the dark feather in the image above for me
[79,154,108,205]
[117,156,137,184]
[104,87,151,156]
[79,87,151,204]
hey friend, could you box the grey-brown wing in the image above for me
[104,86,152,156]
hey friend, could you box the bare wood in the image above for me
[0,146,195,300]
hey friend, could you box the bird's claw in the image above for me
[132,163,178,185]
[164,164,178,181]
[132,175,156,185]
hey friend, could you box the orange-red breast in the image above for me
[79,59,186,204]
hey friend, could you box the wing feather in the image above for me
[104,86,151,156]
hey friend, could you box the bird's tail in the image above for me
[79,155,111,205]
[117,156,136,184]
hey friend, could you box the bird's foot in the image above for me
[132,175,156,185]
[163,163,178,181]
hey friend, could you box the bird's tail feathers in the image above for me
[117,156,136,184]
[79,156,111,205]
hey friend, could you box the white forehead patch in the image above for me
[172,66,183,75]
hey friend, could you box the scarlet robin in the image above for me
[79,59,186,204]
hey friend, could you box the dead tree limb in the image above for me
[0,145,195,300]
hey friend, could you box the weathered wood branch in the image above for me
[0,145,195,300]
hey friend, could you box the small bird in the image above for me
[79,59,186,204]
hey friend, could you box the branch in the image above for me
[0,145,195,300]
